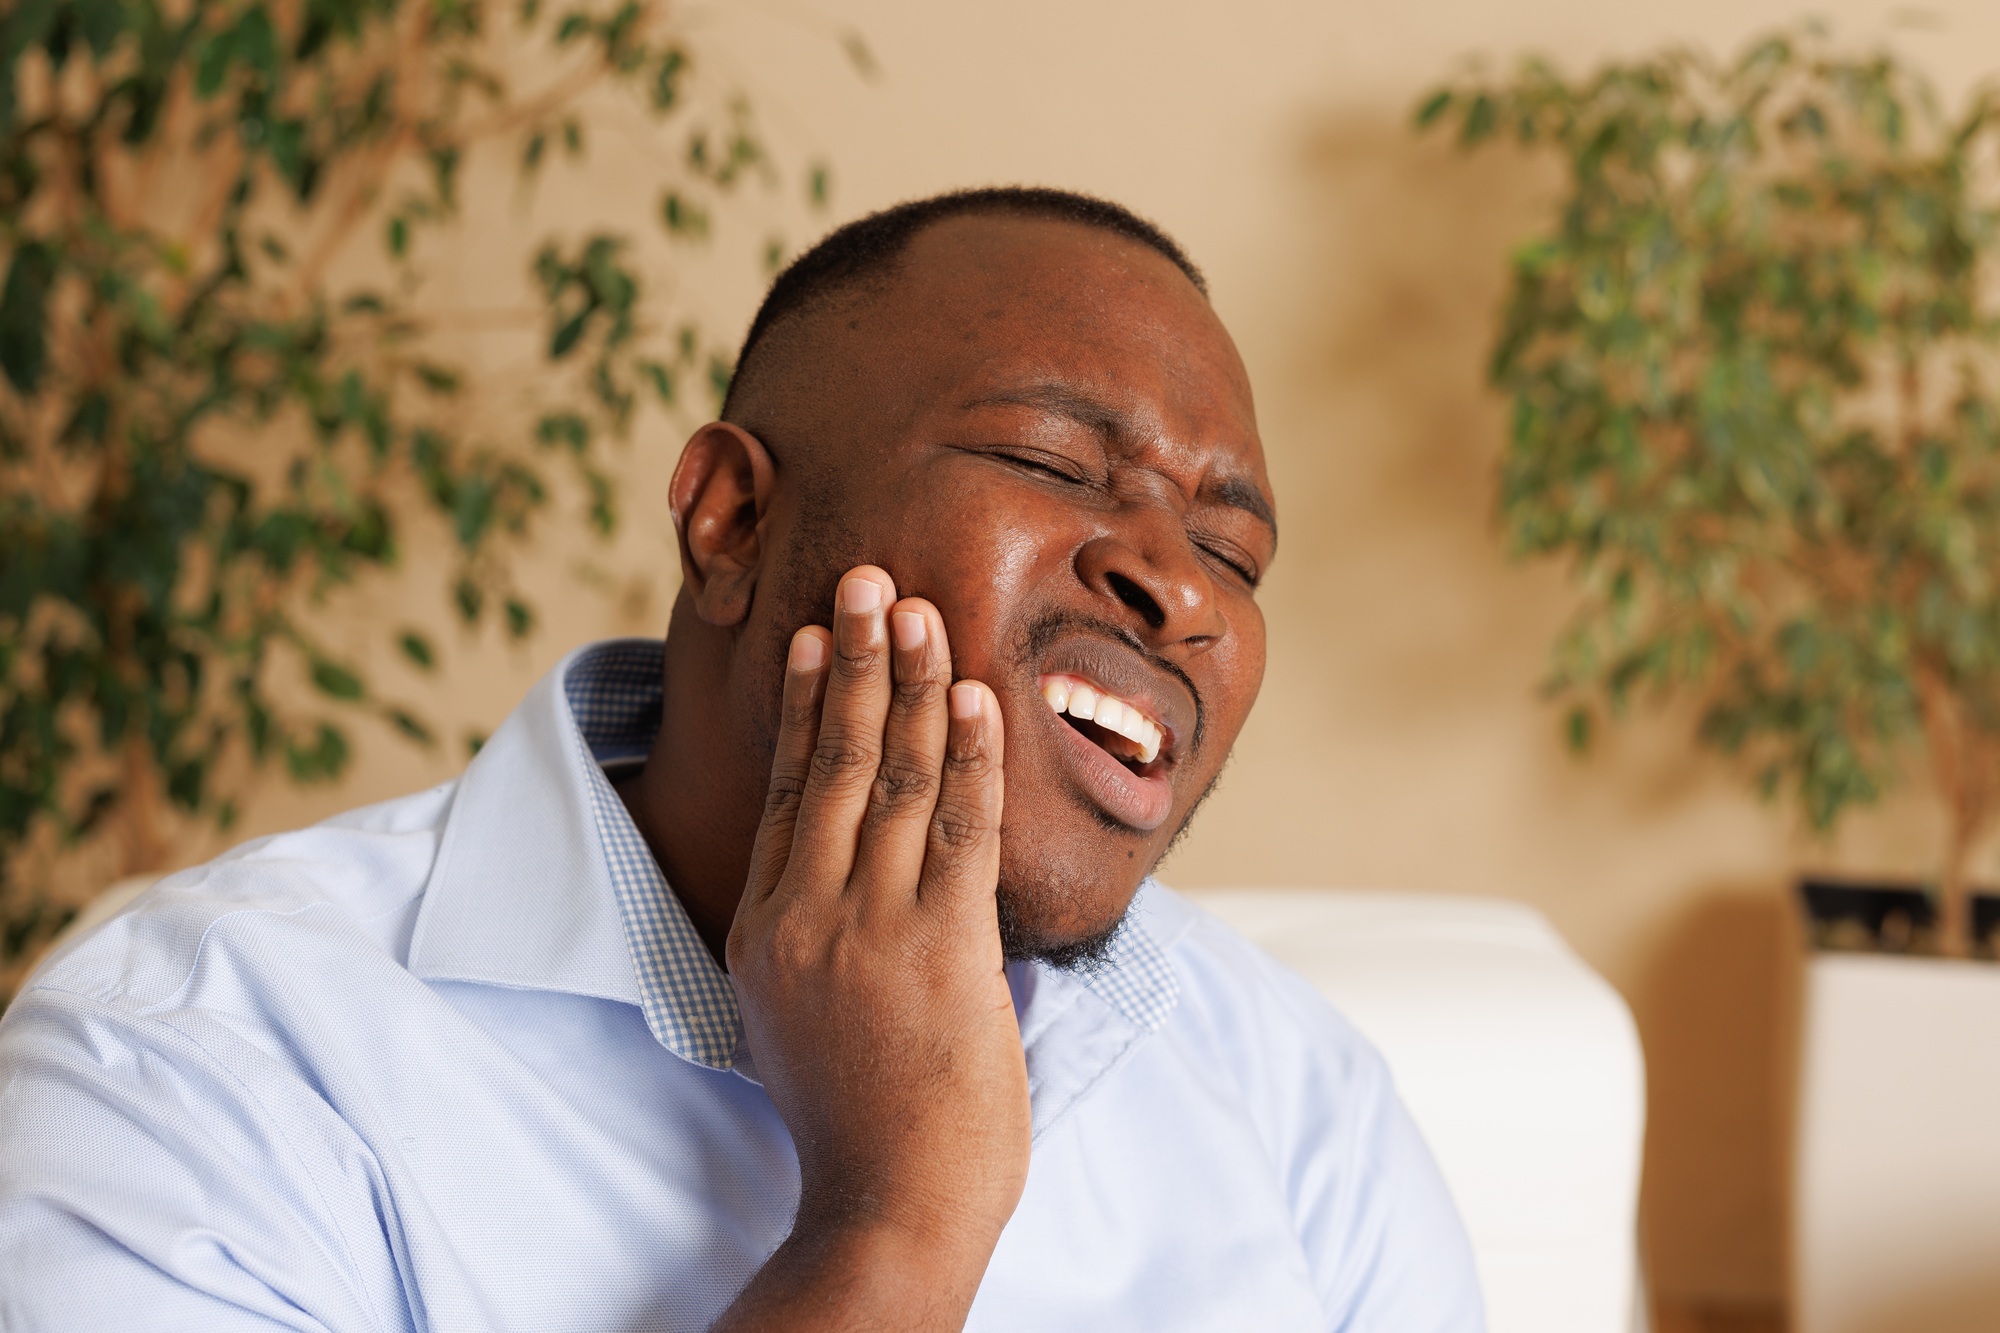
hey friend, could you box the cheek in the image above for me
[1194,605,1268,762]
[892,485,1075,677]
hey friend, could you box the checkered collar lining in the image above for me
[560,640,1181,1071]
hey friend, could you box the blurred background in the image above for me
[14,1,2000,1329]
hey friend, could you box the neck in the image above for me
[616,598,767,966]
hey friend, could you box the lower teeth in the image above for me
[1064,715,1145,770]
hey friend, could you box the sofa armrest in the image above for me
[1183,888,1645,1333]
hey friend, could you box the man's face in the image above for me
[746,216,1274,958]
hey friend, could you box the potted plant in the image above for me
[0,0,854,997]
[1419,26,2000,957]
[1419,28,2000,1332]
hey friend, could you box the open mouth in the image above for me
[1039,674,1169,775]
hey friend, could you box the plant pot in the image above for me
[1787,889,2000,1333]
[1972,893,2000,961]
[1797,876,1938,955]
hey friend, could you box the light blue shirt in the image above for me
[0,641,1483,1331]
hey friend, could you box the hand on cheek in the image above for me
[716,564,1029,1331]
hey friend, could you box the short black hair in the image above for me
[722,186,1206,418]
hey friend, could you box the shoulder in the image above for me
[1142,881,1391,1096]
[0,793,454,1332]
[1135,883,1487,1331]
[20,781,458,1017]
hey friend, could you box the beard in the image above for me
[996,887,1125,971]
[991,759,1224,972]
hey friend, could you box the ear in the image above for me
[669,422,778,627]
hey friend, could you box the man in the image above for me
[0,188,1484,1330]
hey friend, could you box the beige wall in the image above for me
[221,0,2000,1310]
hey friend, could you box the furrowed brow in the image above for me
[1209,475,1278,545]
[967,382,1276,542]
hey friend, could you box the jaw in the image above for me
[991,777,1164,967]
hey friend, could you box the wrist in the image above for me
[786,1201,999,1308]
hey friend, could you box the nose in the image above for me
[1074,519,1229,652]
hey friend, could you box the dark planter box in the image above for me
[1797,877,1938,955]
[1975,894,2000,960]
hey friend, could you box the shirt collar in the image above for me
[408,639,1184,1094]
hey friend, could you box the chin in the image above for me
[993,834,1148,971]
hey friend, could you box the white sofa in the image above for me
[1184,888,1646,1333]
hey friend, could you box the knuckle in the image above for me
[781,688,822,729]
[762,769,808,818]
[930,792,991,851]
[867,758,939,817]
[832,638,887,683]
[890,674,941,714]
[944,742,994,782]
[808,734,877,790]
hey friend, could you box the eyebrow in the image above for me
[966,384,1124,438]
[963,383,1279,543]
[1210,475,1278,541]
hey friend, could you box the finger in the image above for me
[917,680,1005,916]
[787,566,899,887]
[744,625,832,904]
[847,597,952,897]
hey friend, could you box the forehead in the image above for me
[838,216,1267,486]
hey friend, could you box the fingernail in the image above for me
[892,611,926,651]
[949,682,982,719]
[790,633,825,671]
[841,578,882,614]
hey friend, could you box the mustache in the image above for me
[1017,608,1206,756]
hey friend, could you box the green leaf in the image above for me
[398,631,436,670]
[639,360,674,404]
[650,47,685,110]
[286,723,351,782]
[309,659,366,701]
[1460,93,1496,145]
[59,390,109,445]
[0,241,56,394]
[234,7,279,81]
[549,311,589,358]
[838,29,880,80]
[504,597,534,639]
[413,362,461,394]
[1413,88,1453,129]
[193,27,236,97]
[73,0,123,57]
[385,707,435,746]
[660,191,709,238]
[536,412,589,452]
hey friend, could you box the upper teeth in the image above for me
[1041,676,1163,764]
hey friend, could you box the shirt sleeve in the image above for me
[1264,974,1487,1333]
[1310,1049,1487,1333]
[0,986,396,1332]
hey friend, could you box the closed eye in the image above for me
[990,447,1089,484]
[1197,540,1261,588]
